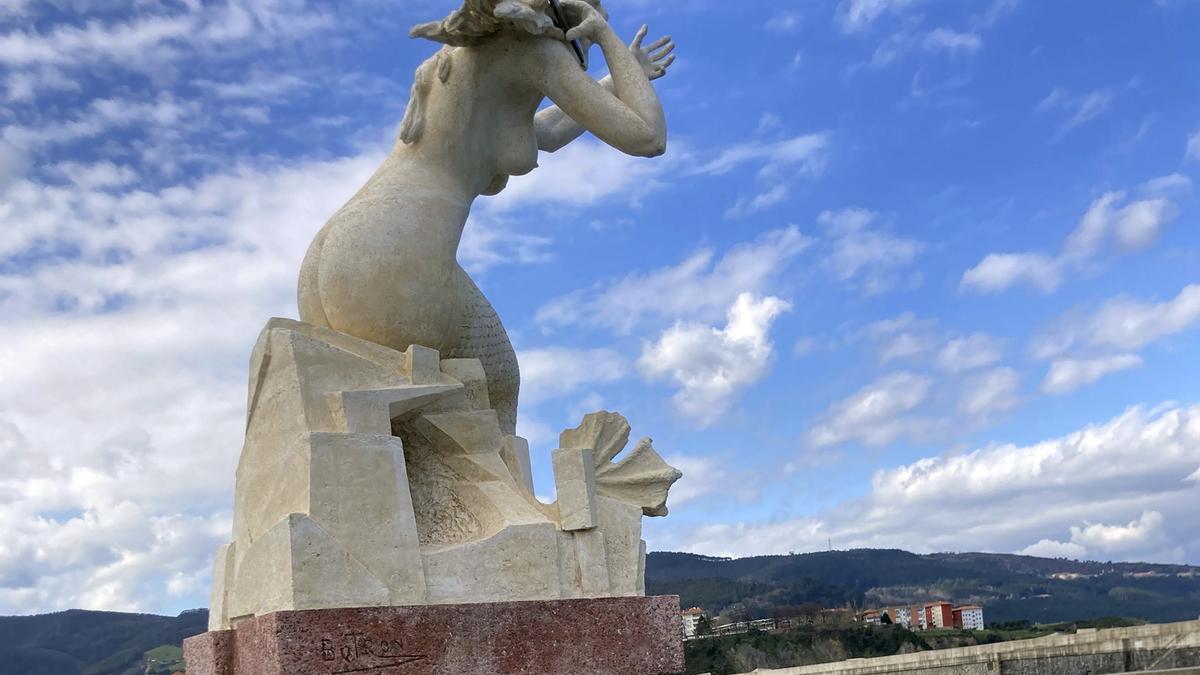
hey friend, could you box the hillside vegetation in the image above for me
[0,609,206,675]
[647,549,1200,623]
[681,620,1147,675]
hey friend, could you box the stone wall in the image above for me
[734,620,1200,675]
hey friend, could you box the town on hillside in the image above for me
[682,601,985,640]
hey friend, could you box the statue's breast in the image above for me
[491,120,539,177]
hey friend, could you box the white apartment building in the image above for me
[958,605,985,630]
[682,607,708,638]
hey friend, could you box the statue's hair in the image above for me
[400,0,554,144]
[398,47,455,144]
[400,0,606,144]
[410,0,555,47]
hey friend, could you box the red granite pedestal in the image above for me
[183,595,684,675]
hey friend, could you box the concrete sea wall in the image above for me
[737,619,1200,675]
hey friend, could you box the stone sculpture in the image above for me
[205,0,682,632]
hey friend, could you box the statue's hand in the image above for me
[560,0,610,43]
[629,25,675,81]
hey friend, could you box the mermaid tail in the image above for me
[446,267,520,435]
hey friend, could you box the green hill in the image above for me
[0,609,207,675]
[646,549,1200,623]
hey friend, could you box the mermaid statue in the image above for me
[199,0,683,636]
[297,0,675,435]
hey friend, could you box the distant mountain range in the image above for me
[1,549,1196,673]
[646,549,1200,623]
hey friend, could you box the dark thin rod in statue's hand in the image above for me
[548,0,587,67]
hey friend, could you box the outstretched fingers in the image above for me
[645,36,671,52]
[631,24,648,49]
[651,40,675,62]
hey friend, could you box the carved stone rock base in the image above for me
[184,595,684,675]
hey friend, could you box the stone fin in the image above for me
[558,411,631,466]
[595,438,682,517]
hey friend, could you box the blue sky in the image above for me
[0,0,1198,616]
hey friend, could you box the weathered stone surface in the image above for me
[404,344,441,385]
[500,434,534,494]
[561,411,682,517]
[422,522,562,604]
[185,596,685,675]
[307,433,426,605]
[570,529,611,597]
[328,384,460,435]
[553,447,598,531]
[184,628,234,675]
[208,319,684,628]
[207,543,235,632]
[596,495,646,596]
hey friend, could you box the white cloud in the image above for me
[1070,511,1168,555]
[696,132,829,220]
[836,0,916,33]
[725,184,790,218]
[1034,284,1200,359]
[695,133,829,177]
[793,336,818,357]
[975,0,1020,28]
[819,208,923,294]
[961,184,1180,294]
[1036,86,1117,136]
[922,28,982,54]
[192,72,310,100]
[865,312,938,363]
[937,333,1005,372]
[1042,354,1143,395]
[0,139,26,190]
[1018,539,1086,559]
[536,225,813,334]
[960,252,1062,294]
[1022,512,1175,562]
[0,149,393,613]
[765,12,803,34]
[1064,191,1178,257]
[460,138,685,272]
[670,405,1200,562]
[666,454,734,506]
[1186,129,1200,162]
[0,1,332,72]
[517,347,628,405]
[487,138,680,214]
[459,219,554,273]
[49,160,138,190]
[639,293,790,423]
[960,367,1021,416]
[1086,285,1200,351]
[809,372,932,448]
